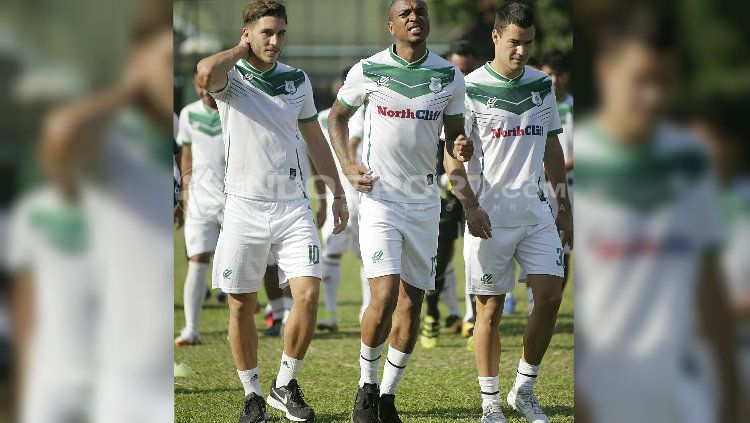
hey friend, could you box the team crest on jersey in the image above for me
[428,77,443,94]
[285,80,297,94]
[242,72,254,82]
[531,91,543,106]
[487,97,498,108]
[377,76,390,87]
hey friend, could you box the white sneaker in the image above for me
[507,389,549,423]
[174,329,201,347]
[481,403,508,423]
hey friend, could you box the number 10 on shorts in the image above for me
[309,245,320,265]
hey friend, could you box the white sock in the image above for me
[276,352,303,387]
[183,261,209,335]
[238,368,263,397]
[513,359,539,393]
[359,340,384,387]
[478,376,501,408]
[359,267,370,322]
[464,291,475,322]
[321,256,341,315]
[269,297,285,320]
[380,346,410,395]
[441,263,460,317]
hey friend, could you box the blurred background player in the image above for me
[421,40,477,349]
[574,3,741,421]
[174,64,226,347]
[316,67,364,331]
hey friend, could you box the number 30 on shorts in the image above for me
[308,245,320,265]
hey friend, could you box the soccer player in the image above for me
[175,65,226,347]
[196,1,348,421]
[446,3,573,422]
[575,3,740,422]
[327,1,482,421]
[316,67,364,331]
[421,40,477,349]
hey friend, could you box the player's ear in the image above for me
[491,29,500,46]
[387,21,394,36]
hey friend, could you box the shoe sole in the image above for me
[267,395,313,422]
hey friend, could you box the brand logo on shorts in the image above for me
[223,269,233,279]
[372,250,384,263]
[480,273,493,285]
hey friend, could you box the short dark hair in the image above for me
[446,40,476,59]
[494,2,536,32]
[539,49,569,74]
[598,2,676,54]
[242,0,287,26]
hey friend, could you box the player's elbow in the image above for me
[195,59,214,89]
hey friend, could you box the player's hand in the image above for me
[174,201,185,229]
[331,196,349,235]
[556,202,573,248]
[238,34,251,58]
[450,135,473,162]
[465,204,492,239]
[344,163,379,193]
[315,199,327,230]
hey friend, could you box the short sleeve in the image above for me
[348,106,365,140]
[547,89,563,136]
[209,66,240,102]
[443,69,466,121]
[297,72,318,122]
[337,61,367,110]
[176,109,192,146]
[463,95,475,137]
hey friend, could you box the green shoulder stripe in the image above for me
[362,61,456,99]
[467,77,552,115]
[234,65,306,97]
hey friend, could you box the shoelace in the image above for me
[244,396,263,415]
[523,394,544,416]
[289,384,306,404]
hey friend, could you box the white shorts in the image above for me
[464,221,564,296]
[183,213,222,257]
[212,195,322,294]
[358,195,440,291]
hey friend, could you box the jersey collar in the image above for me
[239,59,278,77]
[484,62,525,84]
[389,44,429,68]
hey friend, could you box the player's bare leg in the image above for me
[228,292,259,371]
[474,294,507,422]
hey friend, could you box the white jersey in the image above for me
[318,107,359,208]
[176,100,225,218]
[464,64,562,227]
[575,119,724,422]
[337,45,465,203]
[211,59,318,201]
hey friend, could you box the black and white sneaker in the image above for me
[267,379,315,422]
[239,393,268,423]
[351,383,379,423]
[378,394,403,423]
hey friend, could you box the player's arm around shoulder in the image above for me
[196,36,250,93]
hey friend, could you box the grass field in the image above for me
[174,229,574,422]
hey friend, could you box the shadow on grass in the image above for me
[175,386,242,395]
[400,404,573,419]
[312,329,362,340]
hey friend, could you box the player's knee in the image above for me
[369,291,397,317]
[229,293,257,315]
[477,297,503,327]
[294,283,320,308]
[533,290,562,314]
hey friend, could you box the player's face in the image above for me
[244,16,287,64]
[193,76,217,109]
[492,24,535,74]
[388,0,430,45]
[541,65,569,99]
[597,42,675,133]
[449,53,476,76]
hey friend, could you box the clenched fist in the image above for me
[449,135,473,162]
